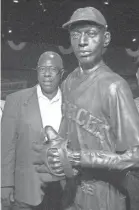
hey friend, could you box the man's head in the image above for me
[37,51,64,99]
[62,7,111,70]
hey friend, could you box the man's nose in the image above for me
[43,69,52,77]
[79,33,88,47]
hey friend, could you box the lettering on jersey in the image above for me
[76,108,88,126]
[63,100,109,143]
[83,114,99,134]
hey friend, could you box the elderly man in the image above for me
[34,7,139,210]
[1,51,64,210]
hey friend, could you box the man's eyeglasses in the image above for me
[37,66,62,75]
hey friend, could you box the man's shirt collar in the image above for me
[37,84,61,103]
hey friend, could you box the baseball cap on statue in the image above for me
[62,7,107,29]
[37,51,63,69]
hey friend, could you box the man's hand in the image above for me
[1,187,14,207]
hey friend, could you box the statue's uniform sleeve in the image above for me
[80,80,139,170]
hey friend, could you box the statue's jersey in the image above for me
[60,62,139,210]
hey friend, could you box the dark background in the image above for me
[1,0,139,99]
[2,0,139,47]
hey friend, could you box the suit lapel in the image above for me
[23,86,44,142]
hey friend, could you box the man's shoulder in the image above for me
[2,86,37,117]
[6,86,36,101]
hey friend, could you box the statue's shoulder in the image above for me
[134,97,139,112]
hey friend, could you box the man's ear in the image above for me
[104,31,111,47]
[60,69,65,79]
[136,68,139,85]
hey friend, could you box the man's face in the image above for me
[37,59,62,98]
[70,22,108,69]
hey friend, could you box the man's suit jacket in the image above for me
[1,86,61,206]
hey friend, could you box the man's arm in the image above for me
[1,94,19,187]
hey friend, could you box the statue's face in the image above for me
[70,22,110,70]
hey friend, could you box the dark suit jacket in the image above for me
[1,86,61,206]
